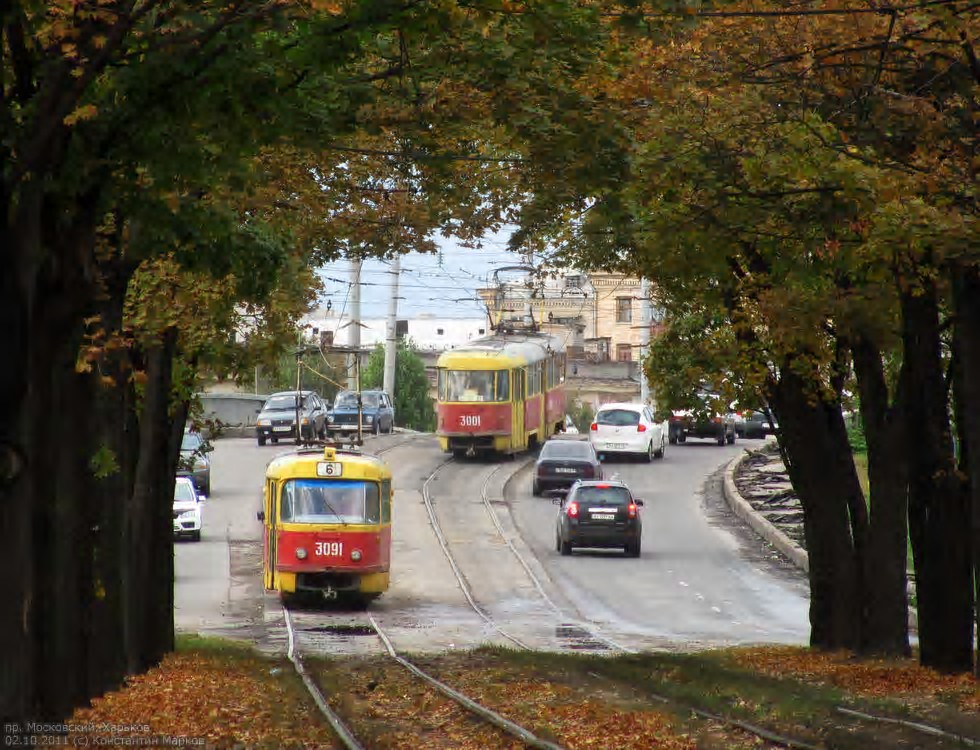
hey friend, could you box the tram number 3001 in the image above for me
[459,415,481,427]
[314,541,343,557]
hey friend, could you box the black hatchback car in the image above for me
[554,480,643,557]
[532,439,602,496]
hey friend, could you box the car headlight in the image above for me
[178,510,198,520]
[327,415,334,423]
[295,547,308,560]
[365,415,374,423]
[257,418,271,426]
[301,417,310,425]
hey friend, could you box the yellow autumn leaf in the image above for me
[64,104,98,126]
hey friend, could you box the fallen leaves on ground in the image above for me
[67,651,338,749]
[728,646,979,711]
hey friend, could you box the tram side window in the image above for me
[381,479,391,524]
[495,370,509,401]
[364,482,380,524]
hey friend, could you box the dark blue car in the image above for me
[326,389,395,437]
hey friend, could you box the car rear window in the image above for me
[596,409,640,427]
[573,486,632,506]
[541,441,593,459]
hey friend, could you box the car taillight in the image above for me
[567,501,579,518]
[712,416,722,423]
[590,423,598,431]
[583,465,594,478]
[637,424,647,432]
[628,503,637,518]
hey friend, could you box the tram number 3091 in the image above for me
[459,415,481,427]
[315,541,343,557]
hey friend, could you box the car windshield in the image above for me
[280,479,380,524]
[540,441,593,459]
[174,481,197,503]
[573,486,632,506]
[334,391,379,409]
[596,409,640,427]
[181,433,202,452]
[264,394,303,411]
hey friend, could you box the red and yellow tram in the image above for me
[259,445,393,606]
[435,331,567,457]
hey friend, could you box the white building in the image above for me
[301,309,491,352]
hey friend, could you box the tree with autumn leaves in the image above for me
[518,1,978,673]
[0,0,606,723]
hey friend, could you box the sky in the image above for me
[314,234,530,321]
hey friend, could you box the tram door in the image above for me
[263,478,279,590]
[512,369,525,452]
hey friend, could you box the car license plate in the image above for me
[607,443,627,449]
[273,426,291,432]
[592,513,616,521]
[555,468,577,474]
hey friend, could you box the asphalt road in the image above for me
[175,432,810,652]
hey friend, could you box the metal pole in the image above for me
[640,278,651,405]
[348,258,362,390]
[295,349,303,444]
[383,257,400,396]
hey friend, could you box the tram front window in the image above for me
[445,370,496,402]
[281,479,380,524]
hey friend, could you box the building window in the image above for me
[616,297,632,323]
[437,328,444,335]
[616,343,632,362]
[478,328,485,334]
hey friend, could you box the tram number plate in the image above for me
[314,541,344,557]
[316,462,343,477]
[591,513,616,521]
[459,415,481,427]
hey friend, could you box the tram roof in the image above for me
[265,445,392,481]
[436,332,566,369]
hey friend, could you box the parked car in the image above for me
[553,479,644,557]
[178,428,211,496]
[255,390,328,446]
[668,392,737,446]
[532,438,601,496]
[588,402,667,462]
[173,476,203,542]
[326,389,395,437]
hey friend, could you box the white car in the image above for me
[589,402,668,462]
[173,475,203,542]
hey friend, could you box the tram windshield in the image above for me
[440,370,510,402]
[280,479,380,524]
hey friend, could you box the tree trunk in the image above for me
[768,367,865,650]
[950,262,980,677]
[0,216,37,725]
[900,279,973,673]
[850,335,911,657]
[125,329,179,674]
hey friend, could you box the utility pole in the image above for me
[348,258,362,391]
[383,257,400,396]
[639,278,651,406]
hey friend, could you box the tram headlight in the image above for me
[295,547,308,560]
[350,549,362,561]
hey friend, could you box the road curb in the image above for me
[722,454,810,573]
